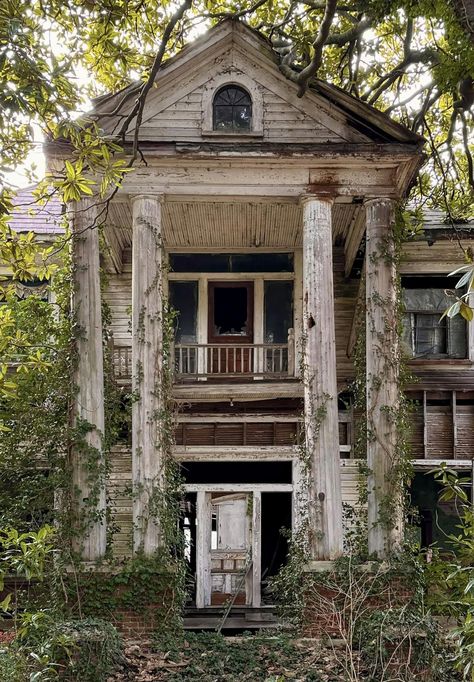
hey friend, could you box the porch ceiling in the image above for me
[105,199,363,250]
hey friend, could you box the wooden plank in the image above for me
[252,492,262,608]
[196,492,212,608]
[173,446,296,461]
[184,484,293,492]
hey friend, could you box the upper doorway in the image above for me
[208,281,254,374]
[208,281,254,343]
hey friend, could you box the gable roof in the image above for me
[91,19,424,148]
[7,186,64,235]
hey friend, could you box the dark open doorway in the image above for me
[208,281,253,342]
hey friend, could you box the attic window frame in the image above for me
[202,73,263,137]
[213,85,252,132]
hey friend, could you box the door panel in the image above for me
[195,491,261,608]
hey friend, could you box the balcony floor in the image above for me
[172,380,302,402]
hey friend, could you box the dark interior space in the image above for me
[180,461,292,484]
[410,471,469,551]
[261,492,291,602]
[181,398,303,415]
[213,286,248,335]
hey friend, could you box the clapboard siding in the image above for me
[136,68,345,143]
[108,446,133,558]
[139,85,205,141]
[408,404,425,458]
[457,404,474,457]
[104,265,132,345]
[340,460,364,507]
[334,247,358,384]
[401,240,474,274]
[263,91,341,143]
[107,444,363,557]
[426,406,454,459]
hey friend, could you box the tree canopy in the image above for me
[0,0,473,220]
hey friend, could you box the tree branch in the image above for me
[116,0,192,161]
[295,0,338,96]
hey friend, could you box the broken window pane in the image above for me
[213,85,252,132]
[414,313,447,356]
[264,281,293,343]
[169,281,198,342]
[401,278,467,358]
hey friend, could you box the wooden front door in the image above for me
[208,282,254,374]
[195,490,261,608]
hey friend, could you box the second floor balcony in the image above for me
[112,331,296,384]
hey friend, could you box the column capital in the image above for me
[363,196,395,209]
[130,193,164,205]
[299,192,335,206]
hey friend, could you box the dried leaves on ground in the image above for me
[107,632,362,682]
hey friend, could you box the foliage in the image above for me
[0,0,473,217]
[150,631,344,681]
[303,552,459,681]
[55,618,122,682]
[423,467,474,680]
[0,648,27,682]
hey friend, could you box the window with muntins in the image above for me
[401,277,467,359]
[213,85,252,132]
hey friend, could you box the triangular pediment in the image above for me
[94,20,422,147]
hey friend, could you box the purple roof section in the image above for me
[8,186,64,235]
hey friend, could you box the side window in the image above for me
[213,85,252,132]
[169,281,198,343]
[402,278,467,359]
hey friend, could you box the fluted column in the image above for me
[131,194,164,555]
[301,195,343,560]
[71,197,106,560]
[365,197,402,557]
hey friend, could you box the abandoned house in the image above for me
[7,19,474,625]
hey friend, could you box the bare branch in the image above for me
[295,0,338,96]
[116,0,192,160]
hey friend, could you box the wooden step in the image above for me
[183,617,281,630]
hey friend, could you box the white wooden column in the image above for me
[301,195,343,560]
[365,197,402,558]
[131,194,164,554]
[71,197,106,560]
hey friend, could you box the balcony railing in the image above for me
[173,342,293,379]
[111,330,296,382]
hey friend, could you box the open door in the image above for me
[196,490,261,608]
[208,282,254,374]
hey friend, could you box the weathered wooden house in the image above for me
[13,19,474,622]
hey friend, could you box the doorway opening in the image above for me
[182,483,292,608]
[208,281,253,342]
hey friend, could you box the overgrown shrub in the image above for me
[0,647,27,682]
[58,618,122,681]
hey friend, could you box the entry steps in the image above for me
[184,605,281,630]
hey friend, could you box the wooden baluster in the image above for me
[287,328,295,376]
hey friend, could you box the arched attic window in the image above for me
[213,85,252,132]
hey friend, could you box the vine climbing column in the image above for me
[131,194,164,555]
[301,194,343,561]
[365,197,402,558]
[71,197,107,560]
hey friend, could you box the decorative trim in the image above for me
[201,71,264,137]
